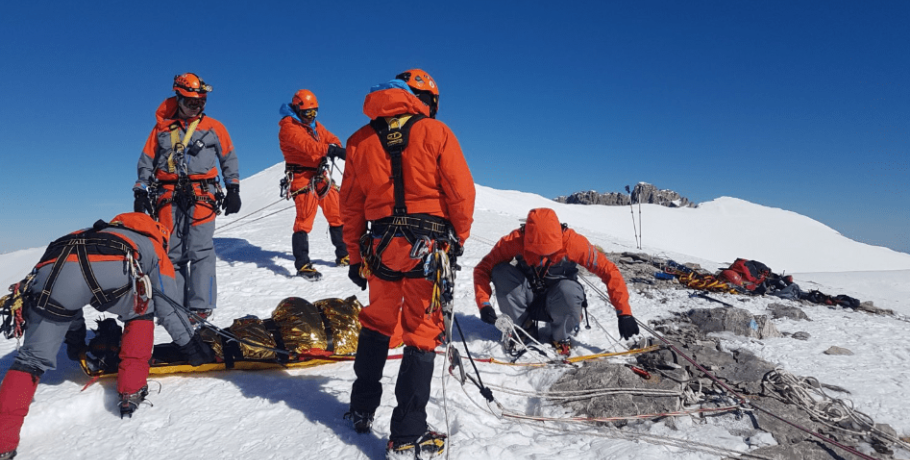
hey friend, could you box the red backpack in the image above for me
[726,258,771,291]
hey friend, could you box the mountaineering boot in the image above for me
[297,263,323,281]
[552,339,572,356]
[0,449,16,459]
[0,369,40,455]
[329,225,349,265]
[349,328,392,433]
[292,231,311,269]
[386,431,447,460]
[118,385,149,418]
[343,410,375,434]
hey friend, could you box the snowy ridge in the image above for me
[1,162,908,459]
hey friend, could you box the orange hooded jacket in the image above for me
[473,208,633,317]
[340,88,475,265]
[278,116,342,181]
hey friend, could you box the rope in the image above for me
[534,423,775,460]
[763,368,910,451]
[214,199,291,233]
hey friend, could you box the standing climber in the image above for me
[278,89,349,280]
[341,69,475,459]
[133,73,240,321]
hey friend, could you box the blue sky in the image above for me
[1,0,907,255]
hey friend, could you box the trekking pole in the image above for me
[624,185,639,249]
[636,185,642,249]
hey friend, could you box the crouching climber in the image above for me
[0,213,214,459]
[473,208,640,356]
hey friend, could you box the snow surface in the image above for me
[1,161,909,460]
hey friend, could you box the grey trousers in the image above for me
[490,263,585,342]
[166,204,217,311]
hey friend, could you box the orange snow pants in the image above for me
[292,177,343,234]
[359,238,442,351]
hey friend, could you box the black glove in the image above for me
[348,263,367,291]
[617,315,640,340]
[480,304,498,325]
[223,184,241,215]
[133,189,154,215]
[327,144,347,161]
[178,331,216,366]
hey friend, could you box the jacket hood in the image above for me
[524,208,564,256]
[363,87,430,120]
[278,103,317,130]
[155,96,204,128]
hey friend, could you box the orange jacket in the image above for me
[279,115,342,181]
[473,213,632,317]
[340,88,475,265]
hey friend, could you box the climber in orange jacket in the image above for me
[474,207,640,356]
[278,89,349,281]
[340,69,475,458]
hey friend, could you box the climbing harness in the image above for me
[1,273,35,339]
[282,159,335,201]
[31,221,150,321]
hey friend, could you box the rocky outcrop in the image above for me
[554,182,696,208]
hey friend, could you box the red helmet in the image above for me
[720,270,744,286]
[395,69,438,96]
[292,89,318,110]
[173,73,212,98]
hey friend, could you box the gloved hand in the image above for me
[223,184,242,215]
[327,144,347,161]
[348,263,367,290]
[617,315,640,340]
[133,189,154,215]
[479,303,498,325]
[178,331,216,366]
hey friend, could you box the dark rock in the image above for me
[769,303,811,321]
[792,331,812,341]
[686,307,782,339]
[554,183,696,208]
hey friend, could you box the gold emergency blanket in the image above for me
[312,296,363,355]
[272,296,363,356]
[229,316,278,360]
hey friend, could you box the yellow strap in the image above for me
[166,118,201,174]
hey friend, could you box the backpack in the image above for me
[726,259,772,292]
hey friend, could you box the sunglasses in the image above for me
[180,97,207,109]
[299,108,317,119]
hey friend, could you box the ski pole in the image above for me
[625,185,639,249]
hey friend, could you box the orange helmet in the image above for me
[396,69,439,118]
[395,69,438,96]
[173,73,212,98]
[292,89,318,110]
